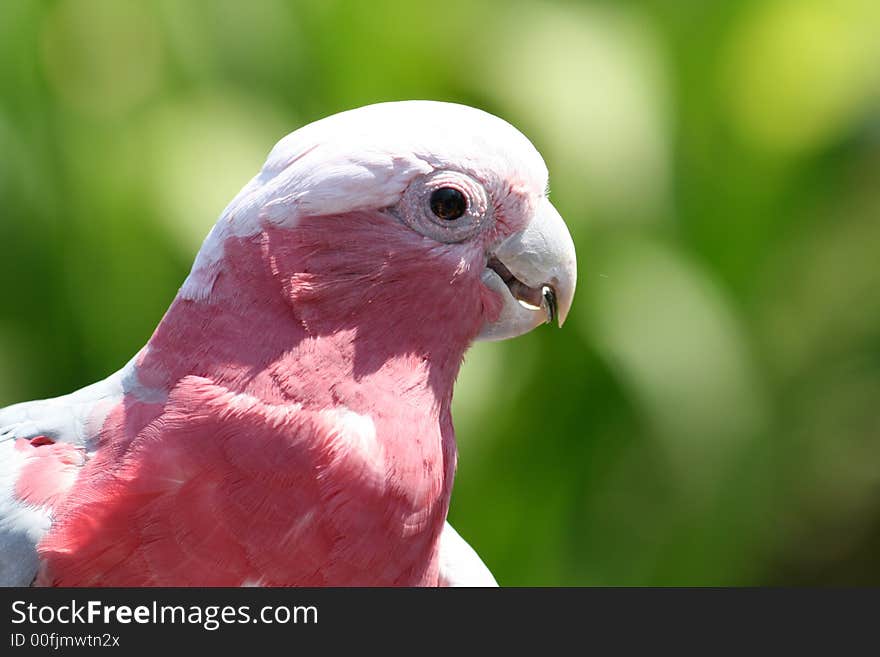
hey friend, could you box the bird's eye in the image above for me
[395,170,490,244]
[429,187,467,221]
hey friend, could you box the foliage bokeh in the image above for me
[1,0,879,585]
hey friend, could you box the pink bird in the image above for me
[0,101,576,586]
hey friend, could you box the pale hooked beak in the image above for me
[478,198,577,341]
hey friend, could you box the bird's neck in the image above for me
[136,214,492,420]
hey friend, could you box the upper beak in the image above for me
[478,198,577,341]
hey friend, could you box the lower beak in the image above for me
[478,198,577,341]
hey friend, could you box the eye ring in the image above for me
[396,170,491,244]
[429,187,467,221]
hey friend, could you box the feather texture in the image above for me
[0,101,567,586]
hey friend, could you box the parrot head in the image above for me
[171,101,576,387]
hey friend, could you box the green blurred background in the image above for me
[1,0,879,585]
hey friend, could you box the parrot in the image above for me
[0,101,576,586]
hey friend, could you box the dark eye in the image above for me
[429,187,467,221]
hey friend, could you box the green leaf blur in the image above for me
[1,0,878,585]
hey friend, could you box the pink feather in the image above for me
[35,211,502,585]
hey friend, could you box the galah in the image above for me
[0,101,576,586]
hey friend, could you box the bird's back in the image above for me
[0,369,125,585]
